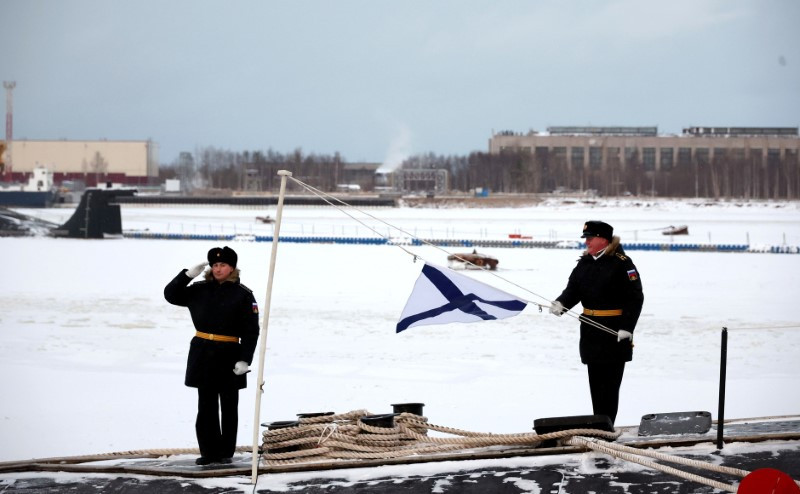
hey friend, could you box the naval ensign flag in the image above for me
[396,263,528,333]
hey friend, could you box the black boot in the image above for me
[195,456,220,466]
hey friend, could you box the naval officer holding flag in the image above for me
[550,221,644,425]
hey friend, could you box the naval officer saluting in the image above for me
[164,246,260,465]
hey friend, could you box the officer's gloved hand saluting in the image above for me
[549,301,565,316]
[186,262,208,279]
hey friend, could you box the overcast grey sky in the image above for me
[2,0,799,166]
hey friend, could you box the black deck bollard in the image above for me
[361,414,399,428]
[392,403,425,416]
[717,327,728,450]
[265,420,302,454]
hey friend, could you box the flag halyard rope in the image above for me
[285,175,620,337]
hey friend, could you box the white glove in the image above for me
[233,361,250,375]
[185,262,208,278]
[617,330,632,342]
[549,301,565,316]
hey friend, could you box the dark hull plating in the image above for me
[0,190,56,208]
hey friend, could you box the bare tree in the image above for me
[90,151,108,186]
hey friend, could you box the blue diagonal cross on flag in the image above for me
[396,262,528,333]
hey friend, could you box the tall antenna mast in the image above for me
[3,81,15,177]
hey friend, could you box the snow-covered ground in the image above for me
[1,198,799,471]
[19,196,800,246]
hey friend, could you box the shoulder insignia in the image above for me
[238,283,254,294]
[615,253,628,261]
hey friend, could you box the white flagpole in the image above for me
[251,169,292,484]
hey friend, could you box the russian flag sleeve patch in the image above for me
[627,269,639,281]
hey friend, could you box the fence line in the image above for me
[122,231,799,254]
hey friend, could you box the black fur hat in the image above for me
[581,221,613,241]
[207,246,238,268]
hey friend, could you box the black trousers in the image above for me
[586,362,626,425]
[196,387,239,459]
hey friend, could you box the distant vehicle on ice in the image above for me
[662,225,689,235]
[447,249,499,270]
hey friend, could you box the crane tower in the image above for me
[3,80,15,177]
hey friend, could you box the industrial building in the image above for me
[489,126,799,173]
[488,126,800,198]
[1,139,159,186]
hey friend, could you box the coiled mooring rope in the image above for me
[260,409,621,464]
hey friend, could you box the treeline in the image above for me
[164,148,345,192]
[161,146,799,200]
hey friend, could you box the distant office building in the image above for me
[488,126,799,198]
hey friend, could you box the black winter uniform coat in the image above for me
[164,270,260,390]
[556,239,644,364]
